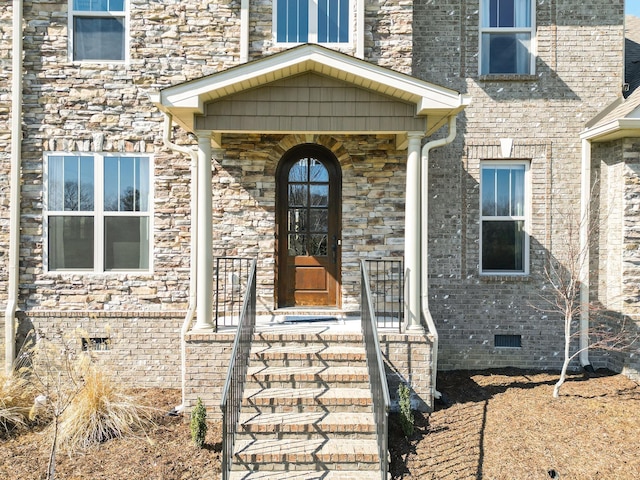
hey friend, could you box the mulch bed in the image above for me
[389,368,640,480]
[1,369,639,479]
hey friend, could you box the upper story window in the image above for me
[70,0,126,61]
[45,154,152,272]
[479,0,535,75]
[480,162,530,274]
[275,0,351,44]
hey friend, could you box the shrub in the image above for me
[398,383,414,438]
[0,371,35,434]
[190,397,207,448]
[56,366,156,452]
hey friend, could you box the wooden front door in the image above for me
[277,145,341,307]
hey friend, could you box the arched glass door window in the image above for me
[287,157,330,257]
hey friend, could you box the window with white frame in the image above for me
[275,0,351,44]
[480,162,529,274]
[46,154,151,272]
[479,0,534,75]
[70,0,126,61]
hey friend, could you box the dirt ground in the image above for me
[0,389,222,480]
[390,369,640,480]
[1,369,639,479]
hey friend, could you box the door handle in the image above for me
[332,235,338,264]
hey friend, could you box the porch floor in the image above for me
[217,310,400,334]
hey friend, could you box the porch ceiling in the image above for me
[150,44,469,138]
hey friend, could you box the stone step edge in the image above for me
[229,471,381,480]
[251,351,367,361]
[247,373,369,383]
[253,333,364,343]
[233,439,380,465]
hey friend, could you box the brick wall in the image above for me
[184,332,235,420]
[19,310,185,388]
[379,332,434,412]
[414,0,625,372]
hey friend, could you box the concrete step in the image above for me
[242,387,373,413]
[253,331,364,346]
[231,438,380,471]
[246,365,370,389]
[250,344,367,366]
[229,471,381,480]
[238,411,376,438]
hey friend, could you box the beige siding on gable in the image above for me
[195,73,425,133]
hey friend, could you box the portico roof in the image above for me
[150,44,469,137]
[582,87,640,142]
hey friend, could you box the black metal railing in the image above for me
[361,259,391,480]
[365,258,404,331]
[215,257,254,329]
[220,259,257,480]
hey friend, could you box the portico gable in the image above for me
[150,44,469,331]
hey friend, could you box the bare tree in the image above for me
[543,197,637,398]
[23,329,86,480]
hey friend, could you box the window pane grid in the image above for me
[46,153,151,272]
[276,0,349,44]
[480,163,528,273]
[480,0,533,74]
[73,0,125,13]
[71,0,126,61]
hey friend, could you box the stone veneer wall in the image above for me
[587,139,640,381]
[620,138,640,380]
[217,133,406,313]
[0,1,413,375]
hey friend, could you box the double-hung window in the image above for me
[480,162,529,274]
[46,154,152,272]
[275,0,351,44]
[70,0,126,61]
[479,0,535,75]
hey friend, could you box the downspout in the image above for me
[5,0,24,374]
[420,116,458,401]
[162,114,199,412]
[579,138,592,370]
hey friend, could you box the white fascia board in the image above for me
[418,94,471,117]
[581,118,640,142]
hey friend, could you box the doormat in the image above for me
[283,315,339,324]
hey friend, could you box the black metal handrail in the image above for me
[365,258,404,331]
[361,259,391,480]
[220,258,257,480]
[215,257,254,329]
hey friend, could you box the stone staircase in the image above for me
[229,326,383,479]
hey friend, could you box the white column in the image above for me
[240,0,249,63]
[404,133,423,331]
[356,0,365,58]
[193,134,214,330]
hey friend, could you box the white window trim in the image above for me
[43,153,154,274]
[68,0,130,64]
[479,160,531,276]
[478,0,537,76]
[273,0,355,47]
